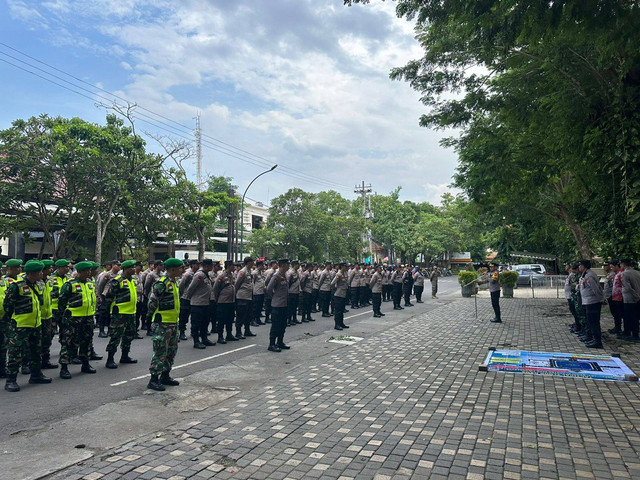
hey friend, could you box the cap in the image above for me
[41,259,55,268]
[278,258,290,266]
[164,258,183,269]
[291,259,300,265]
[24,260,44,273]
[5,259,23,268]
[202,259,214,266]
[121,260,136,269]
[55,259,70,267]
[189,259,200,266]
[75,261,93,271]
[224,260,234,268]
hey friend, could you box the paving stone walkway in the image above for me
[53,298,640,480]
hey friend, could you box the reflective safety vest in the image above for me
[0,276,17,319]
[37,279,53,320]
[12,280,42,328]
[49,273,69,310]
[110,275,138,315]
[66,279,97,317]
[152,276,180,324]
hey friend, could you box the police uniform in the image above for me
[252,263,266,326]
[235,262,255,338]
[178,262,199,340]
[213,262,237,343]
[370,268,384,317]
[300,265,314,322]
[103,260,139,367]
[413,269,425,303]
[286,262,301,325]
[147,258,183,391]
[391,267,404,309]
[318,265,332,317]
[266,260,290,352]
[186,262,215,348]
[331,264,349,330]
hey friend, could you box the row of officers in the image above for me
[0,257,438,393]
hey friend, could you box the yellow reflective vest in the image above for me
[12,280,42,328]
[49,272,69,311]
[37,279,53,320]
[109,274,138,315]
[152,276,180,324]
[65,279,97,317]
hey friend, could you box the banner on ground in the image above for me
[480,349,638,382]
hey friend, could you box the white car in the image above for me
[512,264,546,274]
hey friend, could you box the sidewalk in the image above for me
[51,298,640,480]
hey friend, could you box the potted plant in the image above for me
[458,271,478,297]
[499,270,519,298]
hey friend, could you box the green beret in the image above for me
[54,259,70,267]
[121,260,136,269]
[75,261,93,271]
[42,259,55,267]
[91,262,101,269]
[5,259,23,268]
[164,258,183,269]
[24,260,44,272]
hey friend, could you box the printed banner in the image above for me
[482,349,638,382]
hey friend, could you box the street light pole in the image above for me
[240,164,277,259]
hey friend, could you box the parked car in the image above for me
[516,269,545,287]
[513,263,546,274]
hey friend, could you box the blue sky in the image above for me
[0,0,458,205]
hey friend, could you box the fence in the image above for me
[476,275,569,299]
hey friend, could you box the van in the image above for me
[512,264,546,274]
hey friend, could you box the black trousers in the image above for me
[265,297,272,321]
[490,290,501,320]
[190,305,209,341]
[383,284,392,301]
[319,290,331,315]
[567,298,579,325]
[312,289,319,311]
[179,298,191,332]
[584,302,602,344]
[403,286,412,305]
[333,296,346,327]
[414,286,424,302]
[208,301,217,333]
[359,286,367,306]
[136,301,145,330]
[98,300,111,329]
[350,287,359,308]
[236,299,252,333]
[623,302,640,337]
[372,292,382,315]
[609,299,624,332]
[253,294,265,323]
[302,291,313,319]
[216,303,235,337]
[393,283,402,307]
[288,294,300,323]
[269,306,287,345]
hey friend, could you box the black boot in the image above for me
[160,372,180,386]
[235,330,246,340]
[0,364,6,379]
[179,330,188,341]
[120,349,137,364]
[60,364,72,379]
[244,329,256,337]
[90,349,103,361]
[202,337,216,346]
[218,334,227,345]
[193,338,206,349]
[268,344,281,352]
[334,322,343,330]
[21,364,31,375]
[147,374,165,391]
[4,375,19,392]
[29,369,52,384]
[41,357,58,370]
[106,351,118,369]
[81,361,96,374]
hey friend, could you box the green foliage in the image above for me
[458,271,478,286]
[499,270,519,288]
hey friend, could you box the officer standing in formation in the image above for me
[235,257,256,338]
[413,267,425,303]
[266,259,291,352]
[430,266,439,299]
[370,265,385,318]
[331,263,350,331]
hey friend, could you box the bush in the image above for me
[499,270,519,287]
[458,270,478,286]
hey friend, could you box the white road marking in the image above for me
[344,310,374,320]
[110,344,256,387]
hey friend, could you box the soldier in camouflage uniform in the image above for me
[103,260,138,369]
[570,263,588,339]
[4,260,53,392]
[57,261,98,379]
[1,259,23,378]
[38,259,58,370]
[147,258,184,391]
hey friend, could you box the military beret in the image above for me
[75,261,92,271]
[24,260,44,272]
[55,259,70,267]
[5,259,23,268]
[42,259,55,267]
[121,260,136,269]
[164,258,183,269]
[92,262,101,269]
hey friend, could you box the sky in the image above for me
[0,0,459,206]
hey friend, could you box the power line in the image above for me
[0,42,351,190]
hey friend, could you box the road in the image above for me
[0,277,461,442]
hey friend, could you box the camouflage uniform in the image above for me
[148,275,180,377]
[0,276,11,376]
[58,278,97,364]
[104,274,137,354]
[36,278,55,366]
[571,272,587,330]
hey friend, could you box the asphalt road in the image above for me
[0,277,461,441]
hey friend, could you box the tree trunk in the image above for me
[197,227,206,261]
[556,205,592,259]
[95,220,102,264]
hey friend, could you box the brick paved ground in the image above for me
[52,298,640,480]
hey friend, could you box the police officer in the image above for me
[413,267,425,303]
[348,264,360,309]
[318,262,333,317]
[97,260,120,338]
[146,258,184,391]
[391,265,404,310]
[103,259,139,368]
[178,259,199,341]
[484,262,502,323]
[578,259,604,348]
[133,261,145,339]
[185,259,215,349]
[58,261,98,379]
[252,260,266,326]
[430,266,440,299]
[331,262,350,330]
[213,260,237,343]
[300,263,314,322]
[3,260,53,392]
[402,265,414,307]
[266,259,290,352]
[620,259,640,342]
[370,265,385,318]
[235,257,255,338]
[286,260,301,326]
[263,261,277,324]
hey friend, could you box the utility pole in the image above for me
[194,112,203,190]
[354,181,373,263]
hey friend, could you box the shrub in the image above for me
[499,270,519,287]
[458,270,478,286]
